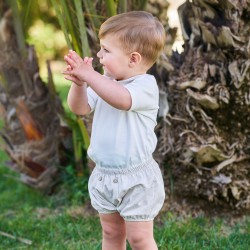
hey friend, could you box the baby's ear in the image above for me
[129,52,142,67]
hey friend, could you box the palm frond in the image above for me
[8,0,26,54]
[73,0,91,57]
[105,0,117,16]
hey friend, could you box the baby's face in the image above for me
[97,35,132,80]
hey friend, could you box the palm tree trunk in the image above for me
[157,0,250,209]
[0,3,71,192]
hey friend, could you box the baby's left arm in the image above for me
[63,51,132,111]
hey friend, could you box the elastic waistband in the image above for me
[95,158,156,175]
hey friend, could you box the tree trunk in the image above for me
[157,0,250,209]
[0,4,71,193]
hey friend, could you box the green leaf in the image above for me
[59,0,80,54]
[73,0,91,57]
[105,0,117,17]
[77,117,90,149]
[51,0,72,49]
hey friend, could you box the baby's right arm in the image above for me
[64,51,92,115]
[67,81,91,115]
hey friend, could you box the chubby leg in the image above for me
[126,220,158,250]
[99,212,126,250]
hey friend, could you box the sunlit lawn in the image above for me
[0,149,249,249]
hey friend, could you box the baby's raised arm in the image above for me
[64,50,92,115]
[64,50,131,111]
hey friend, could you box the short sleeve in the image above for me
[124,75,159,112]
[87,87,98,112]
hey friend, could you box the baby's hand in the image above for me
[64,50,93,69]
[83,56,94,67]
[64,50,82,69]
[63,50,93,85]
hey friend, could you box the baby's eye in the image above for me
[103,48,109,53]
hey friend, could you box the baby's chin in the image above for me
[103,70,115,80]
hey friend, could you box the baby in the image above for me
[64,11,166,250]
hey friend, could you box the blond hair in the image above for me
[99,11,166,67]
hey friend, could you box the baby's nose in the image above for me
[97,50,102,58]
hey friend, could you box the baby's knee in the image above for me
[127,231,158,250]
[102,225,125,240]
[127,232,147,248]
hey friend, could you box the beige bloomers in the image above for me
[88,158,165,221]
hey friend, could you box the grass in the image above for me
[0,150,249,249]
[0,150,101,250]
[0,74,249,249]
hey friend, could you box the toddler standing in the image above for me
[63,11,166,250]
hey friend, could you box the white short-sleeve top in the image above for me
[87,74,159,168]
